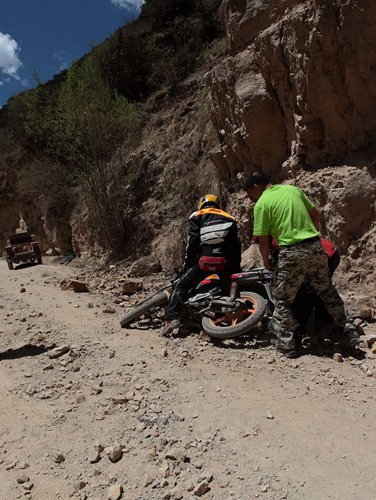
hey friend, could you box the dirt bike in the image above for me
[119,268,274,339]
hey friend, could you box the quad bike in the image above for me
[120,268,274,339]
[5,232,42,270]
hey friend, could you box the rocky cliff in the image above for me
[209,0,376,176]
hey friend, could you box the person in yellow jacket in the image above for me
[161,194,241,336]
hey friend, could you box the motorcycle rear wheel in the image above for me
[120,290,169,328]
[201,291,267,339]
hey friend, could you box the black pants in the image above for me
[165,265,205,321]
[164,264,236,321]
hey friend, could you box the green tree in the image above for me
[141,0,195,29]
[56,48,139,255]
[102,27,153,101]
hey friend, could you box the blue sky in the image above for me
[0,0,143,107]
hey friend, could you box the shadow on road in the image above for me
[208,331,366,360]
[208,329,271,350]
[0,343,52,361]
[11,262,41,271]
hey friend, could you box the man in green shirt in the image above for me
[245,170,358,358]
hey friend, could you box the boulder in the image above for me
[341,293,375,321]
[129,255,161,277]
[241,244,263,271]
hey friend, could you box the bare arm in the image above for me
[308,207,320,231]
[258,236,272,270]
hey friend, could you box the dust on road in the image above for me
[0,260,375,499]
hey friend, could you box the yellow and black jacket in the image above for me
[185,207,241,272]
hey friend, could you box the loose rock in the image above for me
[129,255,161,277]
[333,353,343,363]
[108,484,123,500]
[22,481,34,491]
[53,453,65,463]
[17,475,29,484]
[194,480,210,496]
[88,450,101,464]
[48,345,70,359]
[121,278,144,294]
[105,445,123,463]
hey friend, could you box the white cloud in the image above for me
[0,32,23,81]
[53,50,68,70]
[110,0,144,10]
[0,77,10,86]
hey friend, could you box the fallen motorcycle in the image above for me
[119,268,273,339]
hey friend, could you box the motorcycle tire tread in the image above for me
[201,291,267,339]
[119,290,169,328]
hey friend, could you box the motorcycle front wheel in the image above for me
[201,291,267,339]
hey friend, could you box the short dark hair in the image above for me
[244,170,270,190]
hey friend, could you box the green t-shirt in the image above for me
[253,184,319,246]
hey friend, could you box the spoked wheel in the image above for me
[201,291,267,339]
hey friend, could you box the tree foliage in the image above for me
[103,0,223,100]
[4,46,140,256]
[57,48,138,167]
[0,129,22,197]
[140,0,222,33]
[60,51,139,254]
[102,26,154,101]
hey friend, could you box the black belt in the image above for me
[282,236,320,247]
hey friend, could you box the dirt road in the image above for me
[0,260,375,499]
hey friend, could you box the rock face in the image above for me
[0,197,50,252]
[209,0,376,176]
[296,165,376,297]
[296,166,376,254]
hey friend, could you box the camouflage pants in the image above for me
[272,239,347,350]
